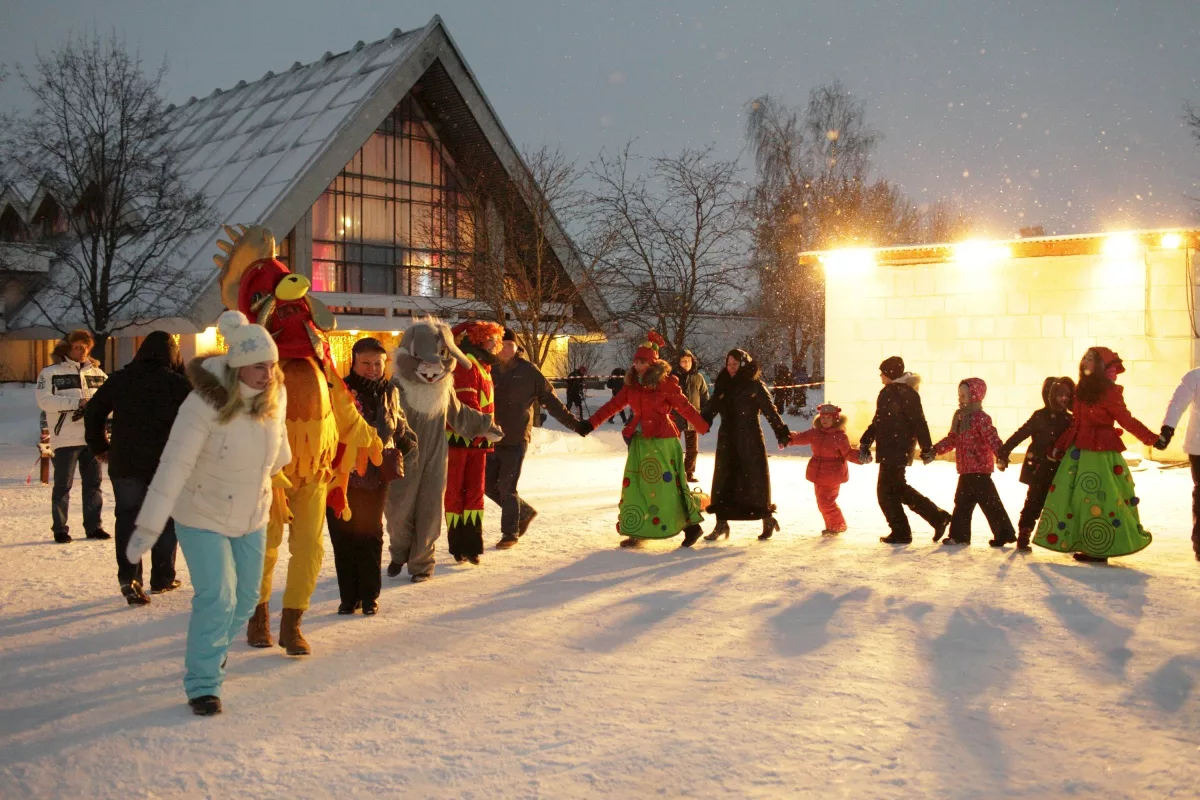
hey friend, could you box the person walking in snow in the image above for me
[700,348,791,541]
[607,368,630,424]
[675,349,710,483]
[488,328,585,549]
[930,378,1016,546]
[859,356,951,544]
[997,377,1075,550]
[1159,366,1200,561]
[566,366,588,418]
[783,403,868,535]
[84,331,192,605]
[330,338,417,616]
[792,362,811,417]
[772,364,792,414]
[579,331,710,548]
[124,311,289,716]
[35,329,109,544]
[1035,347,1163,563]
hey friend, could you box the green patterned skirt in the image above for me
[1032,448,1151,558]
[616,435,703,539]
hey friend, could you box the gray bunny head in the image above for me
[394,318,469,384]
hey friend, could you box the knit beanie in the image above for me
[634,331,666,362]
[816,403,842,418]
[219,310,279,368]
[880,356,905,380]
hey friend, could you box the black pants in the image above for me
[877,460,945,538]
[682,430,699,478]
[1017,473,1054,533]
[327,484,386,607]
[949,474,1015,543]
[1191,456,1200,556]
[485,444,533,537]
[112,476,177,589]
[51,445,102,537]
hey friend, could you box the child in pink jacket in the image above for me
[931,378,1016,546]
[786,403,867,534]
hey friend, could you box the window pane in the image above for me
[312,193,336,240]
[362,133,390,178]
[312,261,338,292]
[361,198,393,243]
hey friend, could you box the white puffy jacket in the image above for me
[137,358,290,538]
[35,355,108,450]
[1163,367,1200,455]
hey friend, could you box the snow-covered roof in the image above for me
[7,14,610,334]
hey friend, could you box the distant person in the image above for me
[566,365,588,417]
[792,363,810,416]
[1160,365,1200,561]
[606,368,629,424]
[676,349,709,482]
[85,331,192,605]
[772,365,792,414]
[35,329,108,544]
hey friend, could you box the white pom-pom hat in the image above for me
[217,310,279,368]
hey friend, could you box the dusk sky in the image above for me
[1,0,1197,236]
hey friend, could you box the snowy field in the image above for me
[3,383,1200,799]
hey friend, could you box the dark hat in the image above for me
[880,356,905,380]
[503,327,516,342]
[351,336,388,358]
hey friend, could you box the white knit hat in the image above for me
[218,310,278,369]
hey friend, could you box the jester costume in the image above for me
[445,321,503,562]
[210,225,382,655]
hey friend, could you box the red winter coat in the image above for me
[590,361,709,439]
[933,378,1004,474]
[1054,383,1156,453]
[788,416,859,486]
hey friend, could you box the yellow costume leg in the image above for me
[281,477,329,611]
[259,504,287,605]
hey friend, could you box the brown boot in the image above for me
[278,608,311,656]
[247,602,273,648]
[1016,527,1033,551]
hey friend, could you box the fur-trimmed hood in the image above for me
[185,356,273,419]
[626,359,672,389]
[891,372,921,390]
[814,413,848,431]
[51,341,100,368]
[713,357,763,392]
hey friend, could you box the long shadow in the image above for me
[1127,654,1200,713]
[929,605,1031,789]
[1043,561,1149,620]
[0,597,118,636]
[581,588,711,652]
[1029,562,1137,678]
[430,547,740,626]
[768,587,872,658]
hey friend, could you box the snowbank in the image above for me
[0,383,39,447]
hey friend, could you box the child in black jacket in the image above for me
[997,376,1075,550]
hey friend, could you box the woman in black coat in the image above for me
[701,348,791,540]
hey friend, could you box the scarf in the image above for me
[950,401,983,436]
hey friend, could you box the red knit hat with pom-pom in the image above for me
[634,331,666,362]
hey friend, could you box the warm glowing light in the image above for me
[390,330,401,337]
[195,326,226,356]
[343,216,354,227]
[348,330,359,336]
[951,240,1011,266]
[1102,232,1139,261]
[1160,232,1183,249]
[818,248,875,274]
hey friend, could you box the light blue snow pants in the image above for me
[176,524,266,699]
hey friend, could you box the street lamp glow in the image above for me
[818,248,875,274]
[952,240,1011,266]
[1102,232,1139,261]
[1160,232,1183,249]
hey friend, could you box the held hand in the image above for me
[996,458,1008,472]
[1160,425,1175,448]
[484,423,505,443]
[1047,448,1063,463]
[1153,435,1169,451]
[920,451,936,465]
[125,526,160,563]
[859,451,873,465]
[576,420,595,437]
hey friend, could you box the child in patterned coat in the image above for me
[785,403,867,534]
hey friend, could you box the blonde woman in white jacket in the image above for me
[126,311,289,717]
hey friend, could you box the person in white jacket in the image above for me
[34,330,108,543]
[1160,367,1200,561]
[126,311,290,717]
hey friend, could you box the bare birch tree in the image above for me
[0,33,213,365]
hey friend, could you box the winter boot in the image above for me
[518,509,538,537]
[278,608,311,656]
[680,525,704,548]
[53,531,72,544]
[932,512,952,542]
[247,602,273,648]
[704,520,731,541]
[337,601,360,615]
[619,537,645,548]
[150,580,182,594]
[758,516,780,540]
[496,535,519,550]
[411,571,432,583]
[86,528,111,540]
[453,554,465,564]
[189,695,222,716]
[121,580,151,606]
[1072,553,1108,564]
[880,533,913,544]
[467,555,481,565]
[1016,527,1033,551]
[386,561,405,578]
[362,600,379,616]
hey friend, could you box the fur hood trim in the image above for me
[815,414,848,431]
[185,357,272,419]
[892,372,921,390]
[626,359,671,389]
[714,359,763,391]
[51,341,100,367]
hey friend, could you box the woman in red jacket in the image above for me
[1033,347,1161,562]
[785,403,866,535]
[581,332,710,548]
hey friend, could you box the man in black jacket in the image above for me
[84,332,192,604]
[488,329,585,548]
[859,356,951,544]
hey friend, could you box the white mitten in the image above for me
[484,423,504,443]
[125,526,161,563]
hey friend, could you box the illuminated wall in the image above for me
[824,240,1197,459]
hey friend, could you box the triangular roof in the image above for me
[8,15,609,333]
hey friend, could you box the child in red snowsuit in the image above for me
[786,403,865,534]
[931,378,1016,546]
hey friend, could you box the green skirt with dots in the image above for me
[616,435,703,539]
[1032,448,1151,558]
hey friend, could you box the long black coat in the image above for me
[701,362,790,520]
[999,377,1074,486]
[84,359,192,483]
[859,374,933,465]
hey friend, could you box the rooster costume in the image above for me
[444,321,503,562]
[211,225,382,655]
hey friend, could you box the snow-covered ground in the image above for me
[2,382,1200,798]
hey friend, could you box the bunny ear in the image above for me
[440,323,471,368]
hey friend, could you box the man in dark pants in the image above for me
[1160,366,1200,560]
[676,349,709,482]
[85,332,192,604]
[488,329,585,549]
[858,356,951,544]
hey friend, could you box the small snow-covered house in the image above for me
[0,16,608,380]
[817,230,1200,459]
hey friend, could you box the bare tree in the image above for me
[587,142,748,361]
[922,197,973,242]
[0,33,213,365]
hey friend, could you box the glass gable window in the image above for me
[310,95,479,298]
